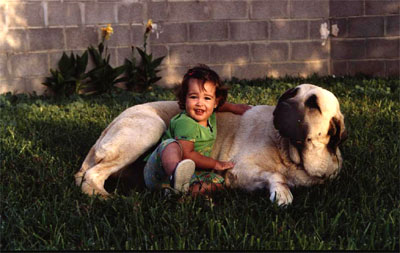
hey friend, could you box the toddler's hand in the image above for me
[214,161,235,171]
[233,104,252,115]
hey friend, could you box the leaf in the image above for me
[136,47,147,62]
[58,53,74,77]
[149,77,162,83]
[76,51,88,76]
[98,42,104,55]
[88,46,102,67]
[151,56,165,68]
[114,65,126,78]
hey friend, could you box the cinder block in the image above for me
[158,66,189,87]
[229,21,268,41]
[367,38,399,59]
[1,29,29,52]
[291,41,329,61]
[210,44,249,64]
[251,0,289,19]
[66,27,99,50]
[270,20,308,40]
[251,42,289,62]
[268,63,304,78]
[48,2,82,26]
[290,0,329,18]
[168,2,210,21]
[330,0,364,18]
[348,60,385,76]
[0,54,9,78]
[116,47,134,66]
[26,3,45,27]
[231,63,269,79]
[10,53,48,77]
[8,3,44,27]
[29,28,65,51]
[85,2,116,25]
[386,15,400,36]
[189,22,228,42]
[307,61,329,76]
[25,77,47,95]
[118,2,143,24]
[208,64,231,80]
[149,45,169,65]
[150,23,187,44]
[331,60,348,76]
[331,39,366,60]
[107,25,132,47]
[148,1,169,22]
[310,20,323,40]
[169,45,209,65]
[0,5,6,28]
[269,62,328,78]
[348,17,384,38]
[131,25,145,46]
[386,60,399,77]
[0,78,26,94]
[366,0,400,15]
[49,51,64,70]
[209,1,248,20]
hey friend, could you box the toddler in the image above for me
[143,65,250,195]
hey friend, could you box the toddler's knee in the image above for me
[162,141,183,159]
[165,141,181,151]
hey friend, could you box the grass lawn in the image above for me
[1,75,399,250]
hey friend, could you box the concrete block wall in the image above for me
[0,0,399,94]
[330,0,400,77]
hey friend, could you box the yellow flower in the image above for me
[145,19,153,34]
[101,24,114,40]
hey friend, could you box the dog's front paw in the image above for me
[269,183,293,206]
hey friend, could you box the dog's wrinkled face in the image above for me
[273,84,347,179]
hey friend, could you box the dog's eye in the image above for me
[307,138,312,142]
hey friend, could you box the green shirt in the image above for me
[163,111,217,157]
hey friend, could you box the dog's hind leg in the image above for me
[75,146,97,187]
[76,114,167,196]
[79,161,127,197]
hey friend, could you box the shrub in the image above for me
[43,21,165,97]
[42,51,88,97]
[124,19,165,92]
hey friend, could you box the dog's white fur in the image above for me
[75,84,346,205]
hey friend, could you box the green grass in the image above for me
[1,75,399,250]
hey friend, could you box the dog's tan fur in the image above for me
[75,84,346,205]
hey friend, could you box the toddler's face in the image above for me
[185,78,218,127]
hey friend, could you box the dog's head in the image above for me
[273,84,347,179]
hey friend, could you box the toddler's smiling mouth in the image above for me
[195,109,204,115]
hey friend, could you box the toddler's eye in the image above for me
[189,95,198,99]
[205,97,212,100]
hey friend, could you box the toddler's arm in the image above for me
[217,102,251,115]
[178,139,234,171]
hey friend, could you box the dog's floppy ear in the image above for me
[328,115,347,152]
[277,87,299,103]
[273,87,307,143]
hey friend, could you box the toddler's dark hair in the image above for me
[176,64,228,110]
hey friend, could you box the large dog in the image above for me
[75,84,347,205]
